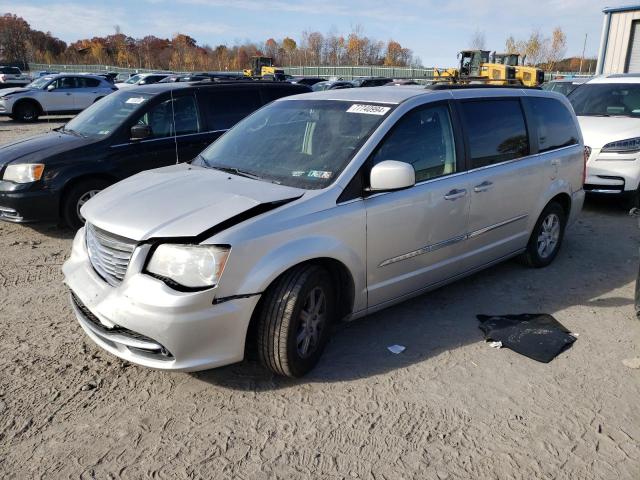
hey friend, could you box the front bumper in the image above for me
[62,228,261,371]
[0,185,59,222]
[584,148,640,194]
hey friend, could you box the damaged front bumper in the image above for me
[62,227,260,371]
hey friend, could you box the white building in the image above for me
[597,4,640,74]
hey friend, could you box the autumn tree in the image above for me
[0,14,30,64]
[470,30,486,50]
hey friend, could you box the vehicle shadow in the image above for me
[194,197,639,389]
[25,222,76,240]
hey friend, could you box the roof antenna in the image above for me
[169,85,179,164]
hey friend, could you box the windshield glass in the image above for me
[63,91,153,138]
[197,99,391,189]
[125,74,142,84]
[569,83,640,116]
[27,76,53,89]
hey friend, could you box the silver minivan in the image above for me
[63,86,586,377]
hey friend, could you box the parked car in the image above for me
[0,74,117,122]
[0,66,30,88]
[351,76,393,87]
[542,77,589,96]
[385,79,420,86]
[290,76,327,86]
[312,80,354,91]
[158,75,210,83]
[116,73,170,89]
[63,86,585,377]
[569,74,640,206]
[0,81,310,227]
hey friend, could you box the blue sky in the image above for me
[1,0,617,66]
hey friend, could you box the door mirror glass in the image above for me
[369,160,415,191]
[47,84,56,91]
[130,124,153,141]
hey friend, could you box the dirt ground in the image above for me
[0,116,639,479]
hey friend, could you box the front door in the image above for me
[108,92,210,180]
[365,102,470,308]
[44,76,77,112]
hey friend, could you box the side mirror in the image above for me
[47,84,56,91]
[369,160,415,192]
[130,124,152,141]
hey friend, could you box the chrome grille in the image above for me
[85,223,137,286]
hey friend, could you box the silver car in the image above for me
[63,86,586,377]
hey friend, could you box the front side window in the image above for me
[197,99,390,189]
[63,91,153,138]
[371,104,457,182]
[528,97,579,153]
[569,83,640,117]
[135,95,200,138]
[54,77,78,89]
[460,99,529,168]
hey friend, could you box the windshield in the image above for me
[197,99,391,189]
[63,91,153,138]
[27,76,53,89]
[569,83,640,116]
[125,74,142,84]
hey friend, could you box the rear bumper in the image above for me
[569,189,585,227]
[0,187,59,223]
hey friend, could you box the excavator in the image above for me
[433,50,518,85]
[243,56,286,80]
[491,52,545,87]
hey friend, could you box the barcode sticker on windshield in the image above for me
[126,97,146,104]
[347,104,390,115]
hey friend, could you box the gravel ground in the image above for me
[0,116,639,479]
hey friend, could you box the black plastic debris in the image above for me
[477,314,576,363]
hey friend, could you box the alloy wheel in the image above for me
[76,190,101,222]
[296,286,327,358]
[537,213,560,259]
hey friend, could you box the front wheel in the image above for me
[62,179,110,229]
[13,102,39,122]
[521,202,566,268]
[257,265,336,377]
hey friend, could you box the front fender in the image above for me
[234,235,367,313]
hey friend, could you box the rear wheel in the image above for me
[257,264,335,377]
[62,179,110,230]
[521,202,566,268]
[13,101,39,122]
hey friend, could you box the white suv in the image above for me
[0,66,30,88]
[569,74,640,206]
[0,74,116,122]
[116,73,170,89]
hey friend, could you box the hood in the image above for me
[577,115,640,148]
[0,87,32,96]
[0,130,95,168]
[83,163,305,241]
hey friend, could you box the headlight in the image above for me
[3,163,44,183]
[601,137,640,154]
[146,244,230,289]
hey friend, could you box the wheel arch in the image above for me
[58,173,118,218]
[12,97,43,116]
[243,257,356,359]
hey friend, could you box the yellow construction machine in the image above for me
[433,50,519,85]
[491,53,545,87]
[243,56,286,80]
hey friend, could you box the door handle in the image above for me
[473,181,494,193]
[444,188,467,200]
[65,92,72,95]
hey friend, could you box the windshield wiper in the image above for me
[210,165,264,180]
[60,127,86,137]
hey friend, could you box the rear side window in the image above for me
[77,77,101,88]
[203,88,262,130]
[460,99,529,168]
[527,97,579,153]
[260,86,304,104]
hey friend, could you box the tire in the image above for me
[13,101,40,122]
[62,179,110,230]
[257,264,336,377]
[521,202,566,268]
